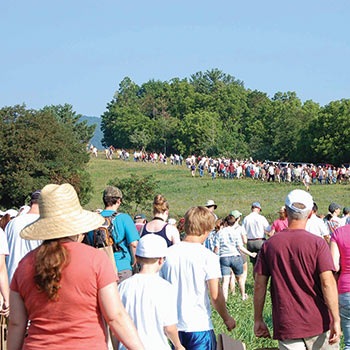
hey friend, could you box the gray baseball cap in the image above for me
[103,186,123,198]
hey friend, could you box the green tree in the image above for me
[41,104,96,144]
[0,105,92,208]
[129,129,151,150]
[300,99,350,165]
[177,111,222,155]
[108,175,159,214]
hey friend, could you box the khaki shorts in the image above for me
[279,331,339,350]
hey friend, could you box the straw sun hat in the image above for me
[21,183,104,240]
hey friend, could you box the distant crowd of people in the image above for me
[89,145,350,189]
[1,180,350,349]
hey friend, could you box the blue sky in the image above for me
[1,1,349,117]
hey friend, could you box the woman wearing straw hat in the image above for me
[8,184,144,350]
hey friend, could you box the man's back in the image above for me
[160,241,221,332]
[6,213,41,282]
[306,214,329,238]
[100,210,139,272]
[255,229,335,340]
[118,274,176,350]
[242,212,269,239]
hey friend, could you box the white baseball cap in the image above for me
[285,189,313,213]
[136,234,168,258]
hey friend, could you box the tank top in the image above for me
[142,223,172,247]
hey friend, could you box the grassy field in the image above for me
[87,154,347,349]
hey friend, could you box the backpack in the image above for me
[91,213,127,256]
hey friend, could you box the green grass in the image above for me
[86,154,350,221]
[86,154,347,349]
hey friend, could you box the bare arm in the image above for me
[167,225,180,245]
[164,324,185,350]
[330,242,340,272]
[98,282,144,350]
[254,274,271,338]
[239,246,257,258]
[207,278,236,331]
[129,240,138,268]
[0,255,9,315]
[7,291,27,350]
[267,229,275,237]
[319,271,341,344]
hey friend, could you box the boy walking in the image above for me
[118,234,184,350]
[160,206,236,350]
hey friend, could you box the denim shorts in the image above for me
[220,255,243,276]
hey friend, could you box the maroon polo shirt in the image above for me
[254,229,335,340]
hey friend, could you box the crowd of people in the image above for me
[91,145,350,188]
[1,182,349,349]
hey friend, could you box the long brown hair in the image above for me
[34,239,70,301]
[0,214,11,230]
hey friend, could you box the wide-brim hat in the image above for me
[21,183,105,240]
[205,200,217,209]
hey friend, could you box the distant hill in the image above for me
[79,116,104,149]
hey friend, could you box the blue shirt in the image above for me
[88,210,140,272]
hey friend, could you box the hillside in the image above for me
[79,116,104,149]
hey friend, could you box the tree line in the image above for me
[101,69,350,166]
[0,104,95,208]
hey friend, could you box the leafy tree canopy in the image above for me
[0,105,93,208]
[101,69,350,165]
[108,175,159,215]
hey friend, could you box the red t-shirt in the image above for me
[11,242,116,350]
[254,229,335,340]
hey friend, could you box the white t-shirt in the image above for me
[339,216,349,227]
[0,228,9,255]
[305,214,329,237]
[118,274,177,350]
[242,212,270,239]
[5,213,42,283]
[160,242,221,332]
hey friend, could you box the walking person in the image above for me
[160,206,236,350]
[325,203,342,239]
[214,214,257,301]
[331,224,350,350]
[141,194,180,247]
[8,184,144,350]
[242,202,270,271]
[254,189,341,349]
[268,206,288,237]
[88,186,140,282]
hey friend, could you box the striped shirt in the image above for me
[214,225,245,257]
